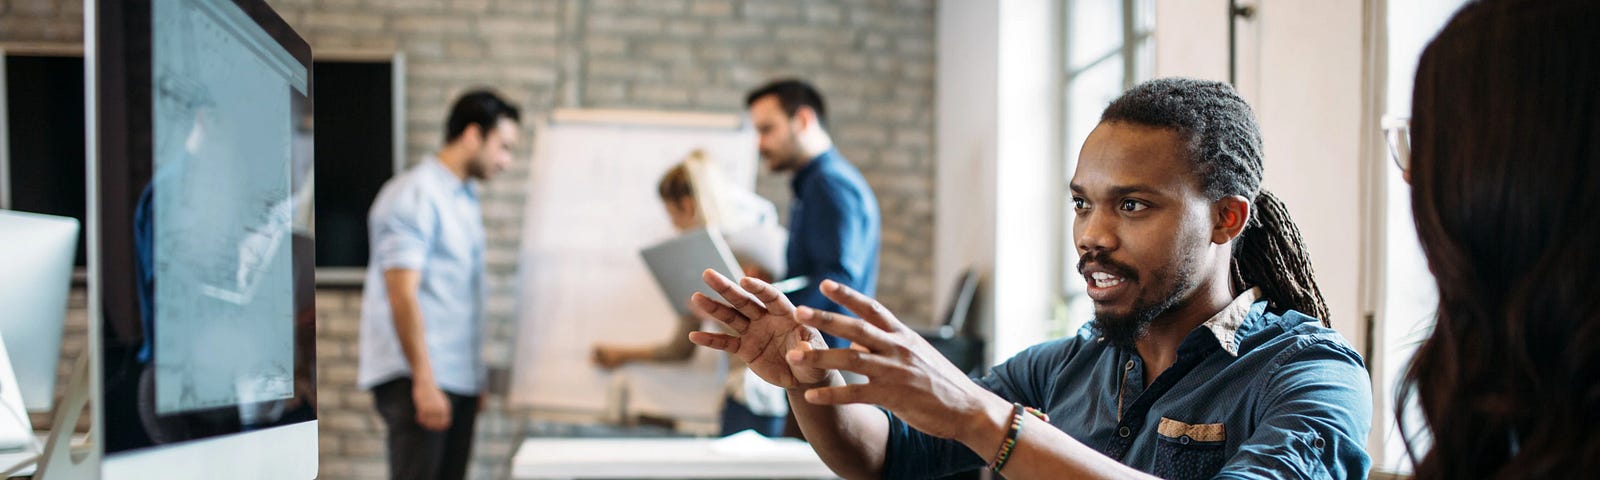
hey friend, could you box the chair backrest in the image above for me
[935,269,980,338]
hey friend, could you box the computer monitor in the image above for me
[0,210,77,413]
[89,0,316,478]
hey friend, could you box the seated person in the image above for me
[592,149,790,437]
[685,78,1373,479]
[1397,0,1600,477]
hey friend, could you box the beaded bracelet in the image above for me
[988,403,1048,473]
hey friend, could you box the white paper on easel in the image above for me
[508,111,757,422]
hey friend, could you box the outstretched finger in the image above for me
[702,269,770,322]
[691,292,751,333]
[801,383,880,406]
[740,276,797,316]
[786,345,895,377]
[795,307,895,353]
[688,331,740,353]
[819,280,904,333]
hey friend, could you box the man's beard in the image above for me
[465,157,489,180]
[764,136,805,172]
[1082,251,1198,350]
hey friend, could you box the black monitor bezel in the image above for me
[95,0,317,455]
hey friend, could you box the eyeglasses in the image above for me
[1382,115,1411,173]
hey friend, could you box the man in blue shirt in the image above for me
[358,91,521,480]
[745,79,880,349]
[687,78,1372,479]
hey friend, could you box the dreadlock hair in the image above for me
[1100,78,1330,324]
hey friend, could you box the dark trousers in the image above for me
[719,395,786,437]
[372,378,479,480]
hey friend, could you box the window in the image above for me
[310,58,403,283]
[3,52,87,267]
[1372,0,1469,473]
[1054,0,1155,336]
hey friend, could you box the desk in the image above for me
[0,448,35,478]
[0,432,85,478]
[511,436,838,479]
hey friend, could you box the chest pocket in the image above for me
[1152,417,1227,480]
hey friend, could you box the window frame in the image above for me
[1056,0,1156,332]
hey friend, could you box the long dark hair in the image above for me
[1400,0,1600,478]
[1103,78,1330,322]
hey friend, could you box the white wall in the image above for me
[1152,1,1373,356]
[991,0,1064,363]
[935,0,1062,365]
[1153,0,1229,81]
[1255,1,1370,353]
[933,0,999,350]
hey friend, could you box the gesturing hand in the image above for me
[786,280,1010,443]
[686,269,832,389]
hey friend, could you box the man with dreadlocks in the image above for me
[681,78,1372,479]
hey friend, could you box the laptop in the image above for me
[639,228,747,317]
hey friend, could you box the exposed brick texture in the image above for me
[3,0,936,477]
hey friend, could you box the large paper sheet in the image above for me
[510,115,757,422]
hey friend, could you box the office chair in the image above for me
[913,269,984,376]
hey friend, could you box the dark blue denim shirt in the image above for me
[883,289,1373,479]
[785,148,880,348]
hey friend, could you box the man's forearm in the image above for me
[384,270,435,386]
[389,295,434,383]
[788,371,891,480]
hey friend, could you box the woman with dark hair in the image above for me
[1398,0,1600,477]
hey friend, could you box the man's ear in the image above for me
[458,123,484,149]
[1212,195,1250,244]
[794,106,817,132]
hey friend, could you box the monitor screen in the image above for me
[96,0,315,456]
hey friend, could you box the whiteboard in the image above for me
[509,110,757,421]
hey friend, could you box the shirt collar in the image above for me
[789,148,839,198]
[1199,287,1263,357]
[421,154,478,198]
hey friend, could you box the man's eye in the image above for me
[1072,197,1088,211]
[1120,199,1147,212]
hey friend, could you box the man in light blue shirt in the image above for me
[358,90,521,480]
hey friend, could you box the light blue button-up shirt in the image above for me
[883,289,1373,479]
[358,156,487,395]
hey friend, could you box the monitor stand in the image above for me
[33,354,99,480]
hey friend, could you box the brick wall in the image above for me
[3,0,937,478]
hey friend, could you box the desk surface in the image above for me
[512,436,838,479]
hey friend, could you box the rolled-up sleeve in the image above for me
[369,185,435,272]
[1216,339,1373,480]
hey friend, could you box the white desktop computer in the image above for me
[0,210,78,461]
[0,210,77,413]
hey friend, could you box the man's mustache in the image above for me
[1078,251,1137,281]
